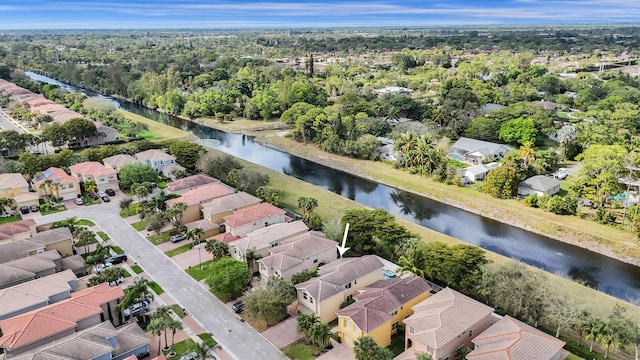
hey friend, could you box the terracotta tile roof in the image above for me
[33,167,79,186]
[403,288,494,351]
[69,161,118,178]
[223,203,286,228]
[135,149,175,162]
[258,231,336,273]
[202,192,261,216]
[0,173,29,191]
[166,183,234,207]
[166,174,220,193]
[230,220,309,254]
[336,277,431,332]
[213,232,240,244]
[103,154,137,170]
[295,255,384,302]
[467,315,567,360]
[0,219,36,241]
[0,284,123,351]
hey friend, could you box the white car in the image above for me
[97,191,107,198]
[93,262,113,274]
[74,198,84,205]
[554,168,568,180]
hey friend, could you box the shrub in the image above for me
[522,194,539,207]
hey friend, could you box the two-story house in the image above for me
[295,255,384,323]
[166,183,235,224]
[33,167,81,201]
[70,161,120,192]
[257,231,338,283]
[396,288,494,360]
[103,153,137,172]
[166,174,220,194]
[223,202,287,237]
[0,173,39,209]
[202,192,262,224]
[0,219,37,243]
[230,220,309,262]
[336,277,431,348]
[135,149,177,173]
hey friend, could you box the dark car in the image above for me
[101,195,110,202]
[19,206,29,214]
[232,301,245,313]
[170,233,187,243]
[107,254,128,264]
[105,189,116,196]
[29,205,39,212]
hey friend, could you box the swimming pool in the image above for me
[447,153,462,161]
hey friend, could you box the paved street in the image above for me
[35,203,288,360]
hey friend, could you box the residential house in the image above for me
[166,174,220,194]
[229,220,309,261]
[10,321,150,360]
[103,154,137,172]
[449,137,514,165]
[69,161,120,192]
[26,227,74,257]
[88,124,119,146]
[0,269,77,320]
[166,183,235,224]
[295,255,385,323]
[376,86,414,95]
[223,202,287,237]
[257,231,338,283]
[518,175,562,197]
[161,163,187,179]
[0,220,37,244]
[32,167,80,201]
[0,173,39,209]
[467,315,568,360]
[0,252,61,286]
[203,192,262,224]
[135,149,177,173]
[337,277,432,348]
[0,283,124,357]
[377,137,399,162]
[461,165,490,183]
[481,103,506,114]
[396,288,494,360]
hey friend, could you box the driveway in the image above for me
[261,315,301,349]
[36,203,287,360]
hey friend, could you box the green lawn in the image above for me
[119,202,140,217]
[149,281,164,295]
[566,354,584,360]
[77,219,95,226]
[163,338,196,358]
[119,109,192,142]
[130,265,144,274]
[75,235,98,247]
[197,333,217,348]
[147,230,174,244]
[97,231,109,240]
[387,331,405,357]
[131,221,146,231]
[169,304,186,319]
[41,205,67,215]
[0,214,21,225]
[185,259,215,281]
[283,339,321,360]
[113,246,124,255]
[165,243,192,257]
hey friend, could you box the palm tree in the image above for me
[167,319,183,353]
[205,239,229,261]
[74,227,95,255]
[297,196,318,219]
[152,305,172,350]
[310,322,332,351]
[244,249,262,275]
[584,318,606,353]
[353,335,382,360]
[187,227,204,245]
[119,277,154,323]
[39,179,53,204]
[84,180,98,196]
[397,247,430,280]
[167,202,187,230]
[147,318,165,356]
[297,313,319,345]
[518,141,536,167]
[135,184,150,203]
[94,240,114,262]
[119,197,134,216]
[192,341,214,360]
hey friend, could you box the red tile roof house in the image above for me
[0,283,125,358]
[0,219,37,244]
[69,161,120,192]
[32,167,81,201]
[166,174,220,194]
[466,315,569,360]
[166,183,235,225]
[257,231,338,284]
[395,288,494,360]
[295,255,385,323]
[222,202,287,237]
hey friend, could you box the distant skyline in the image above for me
[0,0,639,30]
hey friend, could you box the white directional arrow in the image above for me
[337,223,350,257]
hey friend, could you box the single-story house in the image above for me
[449,137,514,165]
[518,175,562,197]
[461,165,490,183]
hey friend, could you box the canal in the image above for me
[25,71,640,302]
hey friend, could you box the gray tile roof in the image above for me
[518,175,562,192]
[450,137,513,157]
[295,255,384,302]
[166,174,220,193]
[259,231,336,273]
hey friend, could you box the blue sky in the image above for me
[0,0,639,29]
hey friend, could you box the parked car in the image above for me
[554,168,568,180]
[29,205,39,212]
[19,206,29,214]
[74,198,84,205]
[105,188,116,196]
[93,262,113,274]
[123,300,149,317]
[232,300,245,313]
[97,190,106,198]
[101,195,110,202]
[109,276,125,287]
[170,233,187,243]
[107,254,128,264]
[179,352,198,360]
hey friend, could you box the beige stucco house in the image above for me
[103,153,137,172]
[230,220,309,262]
[69,161,120,191]
[202,192,262,224]
[135,149,176,173]
[32,168,80,201]
[0,173,39,209]
[223,202,287,237]
[295,255,385,323]
[166,183,235,224]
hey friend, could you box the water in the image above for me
[26,71,640,302]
